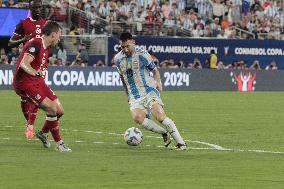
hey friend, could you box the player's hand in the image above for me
[24,34,33,42]
[156,82,163,92]
[35,71,43,77]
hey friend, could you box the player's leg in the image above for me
[20,97,29,122]
[151,102,186,150]
[20,97,33,139]
[131,108,168,135]
[38,97,71,152]
[24,101,39,139]
[36,85,71,152]
[27,102,38,128]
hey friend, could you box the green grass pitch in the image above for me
[1,90,284,189]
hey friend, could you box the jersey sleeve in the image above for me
[24,41,41,59]
[114,54,122,74]
[13,21,24,36]
[142,51,156,71]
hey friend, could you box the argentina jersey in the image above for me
[114,47,160,100]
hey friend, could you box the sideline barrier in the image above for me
[1,65,284,91]
[108,37,284,69]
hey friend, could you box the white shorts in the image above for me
[129,91,164,114]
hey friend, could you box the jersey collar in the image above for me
[29,17,37,22]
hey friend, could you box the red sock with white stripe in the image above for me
[44,116,61,142]
[21,101,29,123]
[28,103,38,126]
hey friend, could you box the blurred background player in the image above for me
[114,32,187,150]
[13,21,71,152]
[9,0,47,139]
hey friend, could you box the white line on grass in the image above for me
[2,126,284,155]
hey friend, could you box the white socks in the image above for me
[56,140,64,145]
[161,117,185,144]
[141,118,167,134]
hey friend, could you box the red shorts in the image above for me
[14,82,57,106]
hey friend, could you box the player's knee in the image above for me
[155,112,166,122]
[46,103,57,116]
[132,114,145,124]
[57,110,64,119]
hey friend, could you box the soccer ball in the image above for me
[124,127,143,146]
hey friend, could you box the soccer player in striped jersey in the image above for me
[114,32,187,150]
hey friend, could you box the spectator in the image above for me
[249,60,261,70]
[0,0,6,7]
[7,47,19,63]
[208,0,225,21]
[188,58,202,69]
[76,43,89,65]
[265,61,278,70]
[206,49,218,69]
[217,29,228,38]
[161,0,171,19]
[0,48,9,64]
[69,25,80,45]
[217,61,225,69]
[69,0,79,7]
[48,54,57,66]
[94,60,105,67]
[57,43,67,65]
[134,11,144,34]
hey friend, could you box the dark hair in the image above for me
[120,32,133,42]
[29,0,42,8]
[210,49,215,54]
[42,21,62,36]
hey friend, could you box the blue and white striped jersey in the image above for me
[114,47,160,100]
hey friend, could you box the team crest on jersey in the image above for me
[132,59,139,70]
[29,47,36,53]
[35,94,41,100]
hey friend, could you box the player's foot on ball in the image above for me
[36,131,51,148]
[162,132,171,147]
[25,125,34,139]
[55,142,72,152]
[173,143,187,150]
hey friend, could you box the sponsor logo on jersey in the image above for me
[35,94,41,100]
[29,47,36,53]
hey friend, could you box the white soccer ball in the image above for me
[124,127,143,146]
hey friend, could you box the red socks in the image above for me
[20,101,29,122]
[28,103,38,126]
[44,116,61,142]
[21,101,38,126]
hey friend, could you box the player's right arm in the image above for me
[8,22,32,47]
[119,74,129,97]
[19,54,41,77]
[19,41,42,77]
[114,53,129,99]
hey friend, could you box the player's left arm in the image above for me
[152,68,163,92]
[8,22,32,47]
[143,51,163,91]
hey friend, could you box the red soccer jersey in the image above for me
[14,37,50,87]
[14,17,47,42]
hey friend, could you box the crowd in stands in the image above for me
[1,0,284,39]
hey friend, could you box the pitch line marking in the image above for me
[2,126,284,155]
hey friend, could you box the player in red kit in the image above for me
[13,21,71,152]
[9,0,47,139]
